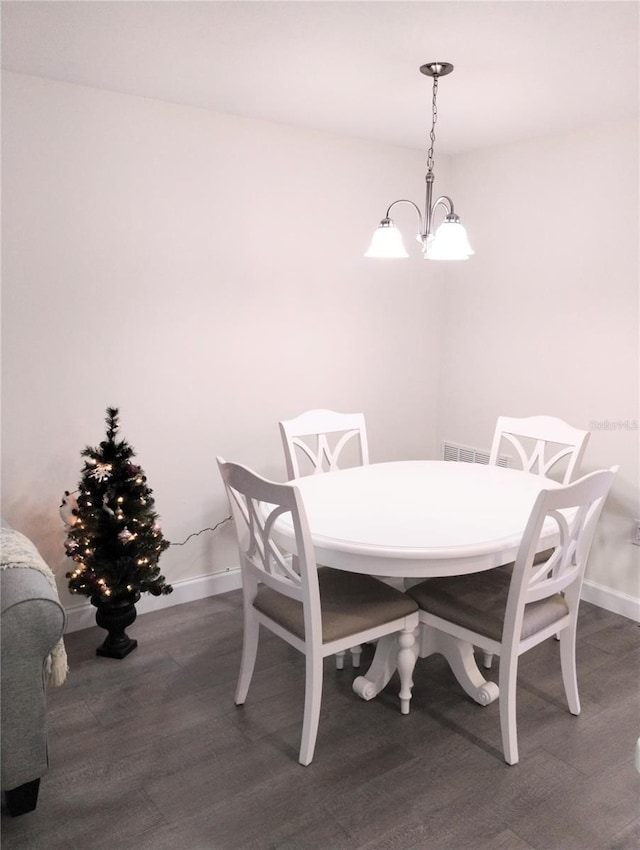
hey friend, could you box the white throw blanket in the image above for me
[0,527,68,686]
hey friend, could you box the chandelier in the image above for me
[365,62,473,261]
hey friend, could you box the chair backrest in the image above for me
[504,466,617,645]
[489,415,590,483]
[278,409,369,479]
[217,457,322,642]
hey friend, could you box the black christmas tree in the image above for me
[65,407,173,604]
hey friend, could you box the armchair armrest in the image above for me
[1,567,65,811]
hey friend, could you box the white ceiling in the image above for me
[2,1,638,154]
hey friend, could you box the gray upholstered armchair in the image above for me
[1,526,67,816]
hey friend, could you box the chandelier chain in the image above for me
[426,76,439,174]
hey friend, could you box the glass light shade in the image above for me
[365,219,408,258]
[425,219,474,261]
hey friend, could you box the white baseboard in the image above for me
[581,579,640,623]
[63,568,243,633]
[63,568,639,634]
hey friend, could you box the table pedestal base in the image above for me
[352,625,499,709]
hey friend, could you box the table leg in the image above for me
[352,625,499,708]
[418,625,499,706]
[397,628,417,714]
[352,631,418,702]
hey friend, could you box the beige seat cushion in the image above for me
[406,567,568,643]
[254,567,418,644]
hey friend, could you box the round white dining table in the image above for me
[276,460,562,577]
[273,460,563,708]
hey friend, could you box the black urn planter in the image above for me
[91,592,141,659]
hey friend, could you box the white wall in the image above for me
[1,72,444,612]
[3,72,637,624]
[439,120,639,616]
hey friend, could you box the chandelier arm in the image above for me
[425,193,456,238]
[432,195,455,216]
[432,195,454,215]
[384,199,424,238]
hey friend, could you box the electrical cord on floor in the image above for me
[168,516,232,546]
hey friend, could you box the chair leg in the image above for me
[397,628,417,715]
[235,610,260,705]
[335,646,362,669]
[299,653,323,766]
[5,778,40,816]
[498,650,520,765]
[559,624,580,715]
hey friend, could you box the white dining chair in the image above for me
[482,415,591,669]
[217,457,419,766]
[406,466,616,765]
[279,409,369,479]
[279,408,370,669]
[489,415,590,484]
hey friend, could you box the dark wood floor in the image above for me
[2,590,639,850]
